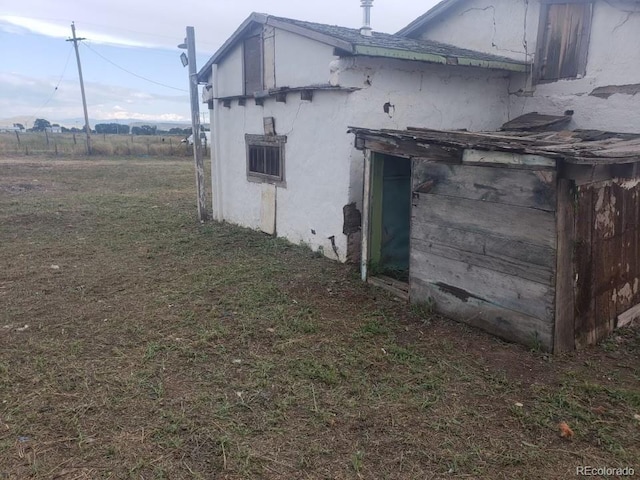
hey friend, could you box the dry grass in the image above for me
[0,155,638,479]
[0,133,196,158]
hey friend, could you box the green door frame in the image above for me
[361,150,410,281]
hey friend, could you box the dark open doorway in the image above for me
[369,153,411,282]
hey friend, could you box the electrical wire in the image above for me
[27,43,74,126]
[82,41,187,92]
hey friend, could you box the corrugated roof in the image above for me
[197,12,526,82]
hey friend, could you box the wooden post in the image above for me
[15,131,20,146]
[45,129,49,146]
[183,26,208,222]
[554,178,576,352]
[67,23,92,155]
[361,149,372,281]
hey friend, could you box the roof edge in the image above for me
[352,45,527,72]
[197,13,356,83]
[197,12,267,82]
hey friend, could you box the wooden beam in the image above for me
[362,136,463,163]
[463,149,556,169]
[559,163,612,184]
[617,303,640,328]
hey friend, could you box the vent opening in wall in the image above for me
[249,145,281,177]
[245,134,287,185]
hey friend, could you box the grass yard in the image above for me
[0,156,638,479]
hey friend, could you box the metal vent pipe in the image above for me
[360,0,373,36]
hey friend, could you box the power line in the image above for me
[27,43,74,125]
[82,41,187,92]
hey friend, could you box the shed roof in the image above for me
[197,12,526,82]
[349,126,640,165]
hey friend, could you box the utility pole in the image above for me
[67,22,92,155]
[179,27,208,222]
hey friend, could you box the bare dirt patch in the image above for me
[0,156,638,479]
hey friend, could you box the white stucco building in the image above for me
[197,12,525,262]
[197,0,640,263]
[400,0,640,132]
[196,1,640,351]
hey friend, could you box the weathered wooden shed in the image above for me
[350,123,640,352]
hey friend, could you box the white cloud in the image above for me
[0,72,189,124]
[0,16,164,49]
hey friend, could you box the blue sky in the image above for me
[0,1,436,127]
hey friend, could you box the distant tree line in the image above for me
[23,119,197,136]
[95,123,130,134]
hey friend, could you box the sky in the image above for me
[0,1,438,127]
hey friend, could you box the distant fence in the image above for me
[0,132,209,158]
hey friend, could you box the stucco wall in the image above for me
[333,56,513,207]
[414,0,640,133]
[215,26,340,99]
[274,29,337,87]
[217,43,244,98]
[415,0,538,63]
[213,91,355,261]
[334,56,512,131]
[210,53,514,261]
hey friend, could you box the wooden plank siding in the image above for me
[575,179,640,345]
[409,159,557,350]
[536,2,593,82]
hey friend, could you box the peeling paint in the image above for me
[613,282,634,304]
[620,178,640,190]
[590,83,640,99]
[594,187,616,234]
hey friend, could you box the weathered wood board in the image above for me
[463,149,556,169]
[409,159,557,350]
[411,249,554,322]
[574,179,640,346]
[411,222,555,272]
[412,162,557,211]
[411,277,553,351]
[554,179,576,352]
[411,194,556,249]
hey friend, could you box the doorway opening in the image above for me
[369,153,411,284]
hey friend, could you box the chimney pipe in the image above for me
[360,0,373,36]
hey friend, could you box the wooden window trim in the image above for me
[534,1,593,84]
[245,134,287,187]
